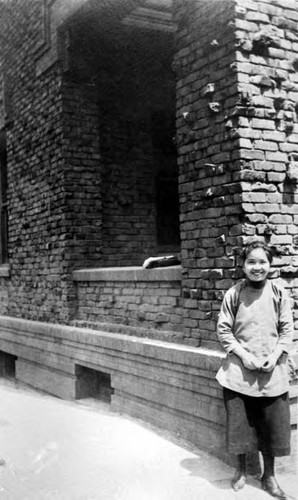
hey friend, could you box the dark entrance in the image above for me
[63,0,179,266]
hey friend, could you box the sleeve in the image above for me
[277,286,293,353]
[216,286,240,353]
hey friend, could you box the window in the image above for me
[0,132,8,264]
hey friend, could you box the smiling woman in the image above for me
[242,242,272,284]
[215,240,294,499]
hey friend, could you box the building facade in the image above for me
[0,0,297,468]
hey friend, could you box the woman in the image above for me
[216,240,294,499]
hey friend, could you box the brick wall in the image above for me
[233,0,298,345]
[72,267,183,341]
[0,279,8,316]
[0,1,104,322]
[62,80,102,270]
[174,0,241,345]
[0,0,297,349]
[0,0,180,322]
[174,0,298,348]
[0,0,71,322]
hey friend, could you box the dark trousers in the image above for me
[223,388,291,457]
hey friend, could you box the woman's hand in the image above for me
[261,347,284,373]
[232,344,261,370]
[241,352,262,371]
[261,352,280,372]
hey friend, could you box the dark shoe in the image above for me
[231,469,246,491]
[261,476,291,499]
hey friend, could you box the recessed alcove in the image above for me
[0,350,17,379]
[75,365,114,403]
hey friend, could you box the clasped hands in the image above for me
[233,344,282,372]
[241,352,278,372]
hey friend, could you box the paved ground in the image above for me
[0,378,297,500]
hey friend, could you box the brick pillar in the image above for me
[173,0,298,347]
[173,0,240,346]
[62,80,102,270]
[55,79,102,320]
[234,0,298,345]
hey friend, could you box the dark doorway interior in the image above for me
[66,3,179,265]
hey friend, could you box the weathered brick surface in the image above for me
[234,0,298,342]
[174,0,242,340]
[0,1,71,322]
[73,278,183,340]
[174,0,298,347]
[0,0,298,350]
[0,1,176,323]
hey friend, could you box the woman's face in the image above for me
[243,247,271,282]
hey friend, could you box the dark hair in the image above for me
[241,240,273,264]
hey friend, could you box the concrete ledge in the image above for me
[0,315,227,459]
[16,359,77,400]
[0,315,296,469]
[0,315,222,370]
[72,265,182,282]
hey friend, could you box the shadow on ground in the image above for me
[180,456,263,491]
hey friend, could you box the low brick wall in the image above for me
[72,266,184,342]
[0,315,296,471]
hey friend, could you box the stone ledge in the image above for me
[0,315,222,370]
[0,315,296,468]
[0,265,10,278]
[72,265,182,282]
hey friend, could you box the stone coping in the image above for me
[72,265,182,282]
[0,315,222,371]
[0,264,10,278]
[0,315,297,398]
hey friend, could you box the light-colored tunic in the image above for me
[216,279,293,397]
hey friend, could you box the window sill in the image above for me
[73,265,182,282]
[0,264,10,278]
